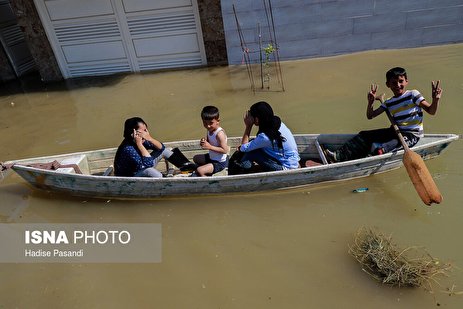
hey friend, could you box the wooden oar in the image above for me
[384,110,442,205]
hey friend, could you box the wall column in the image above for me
[10,0,62,82]
[197,0,228,65]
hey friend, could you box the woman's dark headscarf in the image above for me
[123,117,147,141]
[249,101,285,149]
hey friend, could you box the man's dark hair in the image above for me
[386,67,407,82]
[201,106,220,120]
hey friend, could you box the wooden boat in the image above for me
[4,134,458,199]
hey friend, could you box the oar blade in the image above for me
[403,150,443,205]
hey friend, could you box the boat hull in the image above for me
[9,134,458,199]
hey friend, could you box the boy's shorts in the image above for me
[205,154,229,174]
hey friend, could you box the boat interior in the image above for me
[9,134,454,177]
[74,134,356,176]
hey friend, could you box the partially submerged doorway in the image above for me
[33,0,207,78]
[0,0,36,80]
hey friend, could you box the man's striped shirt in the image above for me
[381,90,425,137]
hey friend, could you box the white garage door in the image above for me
[33,0,207,78]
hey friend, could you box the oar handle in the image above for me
[384,109,410,151]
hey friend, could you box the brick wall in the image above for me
[197,0,228,65]
[222,0,463,64]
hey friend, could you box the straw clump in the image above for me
[349,227,452,290]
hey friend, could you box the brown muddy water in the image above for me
[1,44,462,308]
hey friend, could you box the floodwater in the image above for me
[1,44,462,308]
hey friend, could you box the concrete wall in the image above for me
[197,0,228,65]
[11,0,63,82]
[222,0,463,64]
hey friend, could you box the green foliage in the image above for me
[262,44,275,85]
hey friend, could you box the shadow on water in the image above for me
[0,71,128,96]
[0,64,232,96]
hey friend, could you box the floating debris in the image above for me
[348,227,453,291]
[353,187,368,193]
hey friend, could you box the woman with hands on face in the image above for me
[114,117,195,177]
[231,101,300,174]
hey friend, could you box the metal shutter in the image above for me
[33,0,206,78]
[0,0,36,76]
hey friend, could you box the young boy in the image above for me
[193,106,229,176]
[324,67,442,162]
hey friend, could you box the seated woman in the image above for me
[230,101,300,174]
[114,117,195,177]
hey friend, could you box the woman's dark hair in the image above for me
[249,101,285,150]
[123,117,147,140]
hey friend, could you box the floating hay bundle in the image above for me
[349,228,452,290]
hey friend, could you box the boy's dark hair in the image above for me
[201,105,220,120]
[386,67,407,82]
